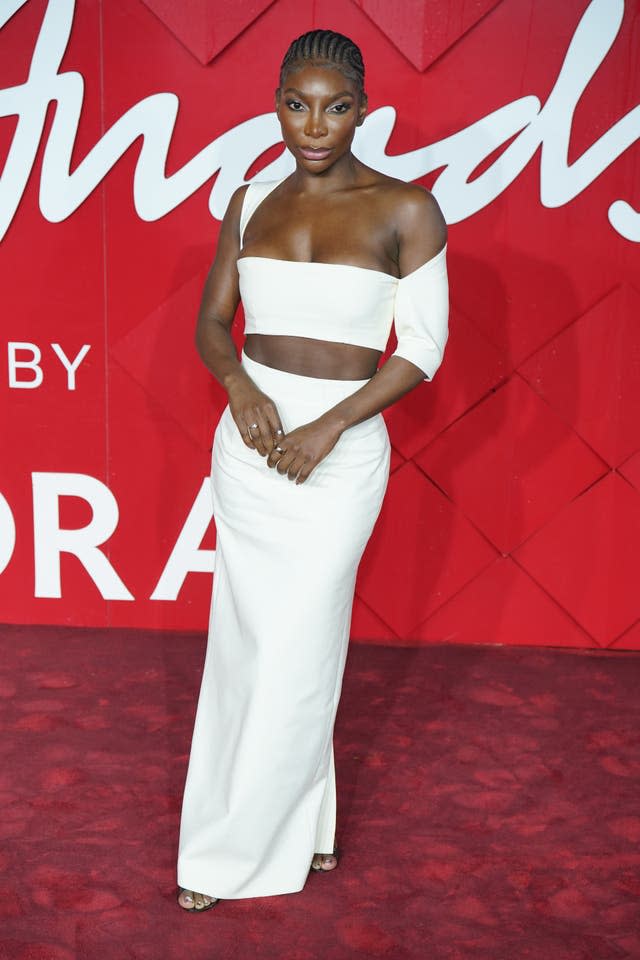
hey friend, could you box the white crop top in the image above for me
[237,177,449,381]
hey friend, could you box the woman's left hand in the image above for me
[266,415,342,484]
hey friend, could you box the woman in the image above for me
[177,28,448,912]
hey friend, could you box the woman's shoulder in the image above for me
[369,174,445,229]
[223,182,252,224]
[362,171,447,268]
[228,176,288,219]
[225,178,279,236]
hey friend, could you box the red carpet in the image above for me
[1,624,639,960]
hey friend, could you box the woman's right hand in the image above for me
[227,380,285,457]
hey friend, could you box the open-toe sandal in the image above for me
[310,844,340,872]
[176,887,219,912]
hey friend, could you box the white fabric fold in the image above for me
[391,244,449,381]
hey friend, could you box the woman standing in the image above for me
[177,29,449,912]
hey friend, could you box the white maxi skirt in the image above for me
[177,349,391,899]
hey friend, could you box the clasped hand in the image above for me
[229,384,341,485]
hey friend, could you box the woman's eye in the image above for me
[286,100,304,111]
[330,103,351,114]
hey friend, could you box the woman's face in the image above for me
[275,63,367,172]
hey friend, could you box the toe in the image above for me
[311,852,338,871]
[195,891,217,909]
[177,888,194,909]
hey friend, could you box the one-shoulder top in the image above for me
[236,177,449,381]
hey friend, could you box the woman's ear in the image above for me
[274,87,281,112]
[356,92,368,127]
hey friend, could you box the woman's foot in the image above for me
[177,887,219,911]
[177,849,339,906]
[310,849,339,871]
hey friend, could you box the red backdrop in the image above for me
[1,0,639,649]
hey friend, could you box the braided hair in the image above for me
[279,30,366,98]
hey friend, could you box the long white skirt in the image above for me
[177,349,390,899]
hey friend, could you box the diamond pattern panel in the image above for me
[519,285,640,468]
[350,596,398,644]
[610,618,640,650]
[452,245,614,373]
[356,462,496,637]
[618,451,640,494]
[140,0,275,64]
[514,472,640,647]
[110,274,227,452]
[415,376,607,554]
[386,305,507,461]
[414,557,592,649]
[354,0,504,71]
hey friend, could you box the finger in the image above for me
[254,406,277,457]
[236,412,258,450]
[267,444,286,469]
[281,451,306,481]
[275,449,296,476]
[287,456,307,482]
[295,464,313,485]
[264,403,285,447]
[290,455,313,482]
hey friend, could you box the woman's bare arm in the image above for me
[195,184,285,455]
[195,184,250,390]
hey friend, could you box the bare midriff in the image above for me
[244,333,382,381]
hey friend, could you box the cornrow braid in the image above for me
[279,29,365,96]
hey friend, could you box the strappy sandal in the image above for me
[310,844,340,872]
[176,887,219,912]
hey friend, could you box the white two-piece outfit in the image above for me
[177,175,449,900]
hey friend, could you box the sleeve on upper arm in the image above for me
[391,244,449,381]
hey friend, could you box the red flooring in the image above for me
[1,624,639,960]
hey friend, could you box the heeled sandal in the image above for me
[310,844,340,872]
[176,887,219,912]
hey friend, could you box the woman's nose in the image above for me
[304,110,327,140]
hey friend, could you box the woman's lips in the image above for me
[299,147,332,160]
